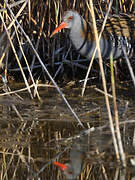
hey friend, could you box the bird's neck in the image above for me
[69,15,97,58]
[70,14,95,40]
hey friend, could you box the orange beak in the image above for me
[53,161,67,171]
[51,22,67,37]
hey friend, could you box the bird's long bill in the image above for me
[53,161,67,171]
[51,22,67,37]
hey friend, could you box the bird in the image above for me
[53,128,113,179]
[53,143,85,179]
[51,10,135,60]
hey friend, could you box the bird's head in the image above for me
[51,11,79,37]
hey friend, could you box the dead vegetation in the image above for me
[0,0,135,179]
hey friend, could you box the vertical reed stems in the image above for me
[110,55,126,167]
[88,0,120,161]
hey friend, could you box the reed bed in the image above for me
[0,0,134,84]
[0,0,135,179]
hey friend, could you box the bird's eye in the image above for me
[68,171,73,174]
[68,16,73,20]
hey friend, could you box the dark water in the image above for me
[0,84,135,180]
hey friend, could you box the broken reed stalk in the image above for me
[82,0,113,96]
[5,1,84,128]
[0,83,54,97]
[88,0,120,161]
[110,55,126,167]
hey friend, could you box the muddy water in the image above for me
[0,84,135,179]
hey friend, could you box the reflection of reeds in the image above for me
[1,117,135,179]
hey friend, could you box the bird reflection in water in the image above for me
[53,127,113,179]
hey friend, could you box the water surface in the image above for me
[0,84,135,179]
